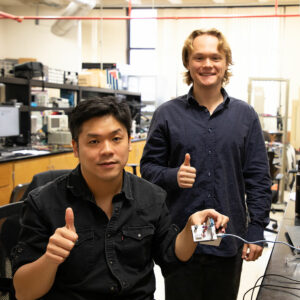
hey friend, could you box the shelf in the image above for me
[31,79,79,91]
[0,76,141,98]
[0,76,142,147]
[0,76,29,85]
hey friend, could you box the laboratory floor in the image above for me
[153,201,287,300]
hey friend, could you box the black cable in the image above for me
[244,283,300,300]
[243,274,300,300]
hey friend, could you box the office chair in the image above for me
[265,144,297,236]
[9,184,29,204]
[0,201,24,300]
[20,169,71,201]
[265,151,284,235]
[0,170,71,300]
[126,163,138,175]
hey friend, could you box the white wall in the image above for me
[82,9,127,64]
[156,7,289,101]
[0,6,127,71]
[1,4,300,115]
[0,5,81,72]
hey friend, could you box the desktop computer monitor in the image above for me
[0,106,20,138]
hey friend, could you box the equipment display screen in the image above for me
[0,106,20,138]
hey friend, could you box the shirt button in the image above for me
[208,150,212,155]
[122,281,127,287]
[115,207,119,212]
[109,260,113,265]
[110,286,115,292]
[107,233,111,238]
[208,193,211,198]
[208,128,212,133]
[137,233,142,238]
[208,171,211,177]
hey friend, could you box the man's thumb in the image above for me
[183,153,191,166]
[65,207,76,232]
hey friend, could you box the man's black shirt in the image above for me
[141,88,272,256]
[12,166,180,300]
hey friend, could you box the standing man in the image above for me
[140,28,272,300]
[12,97,228,300]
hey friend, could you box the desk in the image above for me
[0,139,146,206]
[257,200,300,299]
[0,149,78,206]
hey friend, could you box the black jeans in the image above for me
[165,251,243,300]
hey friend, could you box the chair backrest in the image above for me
[9,184,30,204]
[21,169,71,201]
[267,150,276,179]
[286,144,297,190]
[0,201,24,300]
[1,170,71,300]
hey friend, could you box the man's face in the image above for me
[72,115,131,184]
[187,34,227,89]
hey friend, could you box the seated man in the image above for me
[12,97,228,300]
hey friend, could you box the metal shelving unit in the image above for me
[0,76,141,145]
[248,77,290,203]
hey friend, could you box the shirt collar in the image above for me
[186,86,230,107]
[120,171,134,201]
[67,165,134,203]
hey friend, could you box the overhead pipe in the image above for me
[128,0,132,17]
[2,13,300,20]
[1,0,300,23]
[0,11,23,22]
[51,0,96,36]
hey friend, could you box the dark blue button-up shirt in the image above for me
[140,88,272,257]
[12,166,181,300]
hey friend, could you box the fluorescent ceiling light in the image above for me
[168,0,183,3]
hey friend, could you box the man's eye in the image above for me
[113,137,122,142]
[88,140,99,144]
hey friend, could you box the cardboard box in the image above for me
[18,58,37,64]
[78,69,107,88]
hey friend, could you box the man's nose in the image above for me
[203,58,212,66]
[101,140,113,153]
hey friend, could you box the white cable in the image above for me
[217,233,300,251]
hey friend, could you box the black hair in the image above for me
[69,96,132,142]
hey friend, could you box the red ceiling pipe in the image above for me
[275,0,278,15]
[0,11,23,22]
[2,10,300,21]
[1,14,300,20]
[128,0,132,18]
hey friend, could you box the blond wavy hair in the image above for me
[182,28,233,86]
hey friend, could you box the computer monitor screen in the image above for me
[0,106,20,138]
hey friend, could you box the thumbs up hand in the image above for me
[177,153,196,188]
[45,207,78,265]
[65,207,76,233]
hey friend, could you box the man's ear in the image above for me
[72,139,79,158]
[128,138,132,152]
